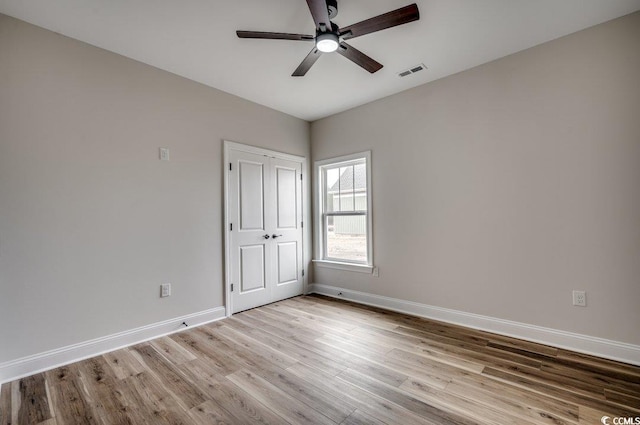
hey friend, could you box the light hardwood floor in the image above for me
[2,295,639,424]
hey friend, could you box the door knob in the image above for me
[272,234,283,239]
[263,234,270,239]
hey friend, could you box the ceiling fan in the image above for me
[236,0,419,76]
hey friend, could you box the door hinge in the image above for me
[300,174,303,181]
[231,283,234,292]
[302,269,305,277]
[230,223,233,231]
[229,162,232,171]
[301,221,304,228]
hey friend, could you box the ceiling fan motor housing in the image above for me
[315,21,340,52]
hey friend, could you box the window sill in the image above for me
[313,260,373,274]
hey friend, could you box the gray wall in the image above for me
[2,9,639,365]
[0,14,309,363]
[312,12,640,345]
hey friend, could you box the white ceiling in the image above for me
[1,0,639,121]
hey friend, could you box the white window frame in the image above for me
[313,151,373,274]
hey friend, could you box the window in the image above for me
[315,151,373,272]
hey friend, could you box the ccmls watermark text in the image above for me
[601,417,640,425]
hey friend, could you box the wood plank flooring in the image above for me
[2,295,639,424]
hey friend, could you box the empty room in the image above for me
[1,0,639,424]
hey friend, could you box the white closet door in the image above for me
[228,149,303,313]
[271,157,303,302]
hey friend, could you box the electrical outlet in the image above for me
[161,283,171,298]
[572,290,586,307]
[372,267,379,277]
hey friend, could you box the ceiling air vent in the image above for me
[398,63,427,78]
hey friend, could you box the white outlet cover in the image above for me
[161,283,171,297]
[572,290,586,307]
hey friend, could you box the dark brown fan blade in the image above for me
[339,3,419,40]
[306,0,332,31]
[236,31,314,41]
[292,47,322,77]
[336,42,383,73]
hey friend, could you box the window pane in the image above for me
[339,166,353,211]
[324,163,368,213]
[354,163,367,210]
[325,167,340,213]
[326,215,367,262]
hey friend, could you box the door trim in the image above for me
[223,140,308,315]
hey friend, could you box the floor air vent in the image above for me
[398,63,427,77]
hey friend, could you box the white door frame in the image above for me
[223,140,309,316]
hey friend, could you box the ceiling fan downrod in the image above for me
[327,0,338,19]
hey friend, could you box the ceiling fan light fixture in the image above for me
[316,33,339,53]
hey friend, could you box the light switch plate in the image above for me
[159,147,170,161]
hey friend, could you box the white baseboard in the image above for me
[0,307,226,384]
[309,283,640,366]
